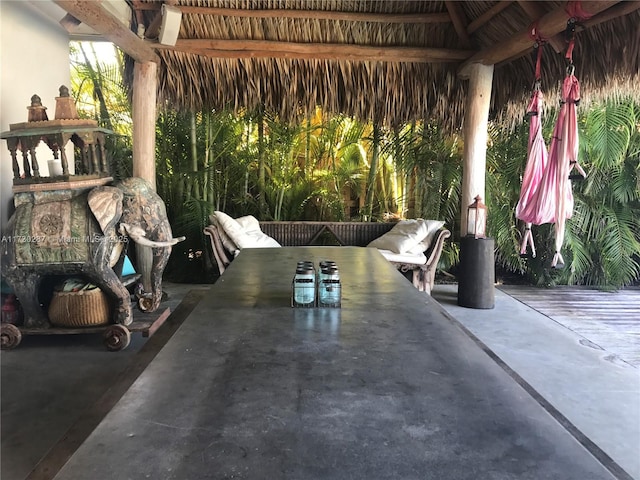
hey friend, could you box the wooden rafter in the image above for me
[153,39,473,63]
[133,0,145,25]
[58,13,81,32]
[136,5,451,24]
[516,1,565,53]
[445,1,472,48]
[495,2,640,69]
[141,0,179,40]
[132,1,159,11]
[467,1,514,34]
[54,0,159,63]
[458,0,619,77]
[582,0,640,28]
[144,10,164,40]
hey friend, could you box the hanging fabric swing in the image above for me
[544,64,586,267]
[515,38,549,258]
[545,11,588,267]
[516,5,589,267]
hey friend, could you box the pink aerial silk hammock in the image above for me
[515,86,549,257]
[544,67,586,267]
[516,42,549,258]
[516,8,588,267]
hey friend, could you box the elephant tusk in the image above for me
[120,223,186,248]
[131,236,185,248]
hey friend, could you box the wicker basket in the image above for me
[48,288,111,327]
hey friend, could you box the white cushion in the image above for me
[367,219,429,254]
[406,220,445,254]
[235,229,281,249]
[377,249,427,265]
[236,215,261,232]
[211,212,240,253]
[213,211,281,250]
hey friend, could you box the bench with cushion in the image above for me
[204,213,450,294]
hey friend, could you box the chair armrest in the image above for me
[381,228,450,295]
[424,229,452,267]
[418,228,451,294]
[204,224,232,275]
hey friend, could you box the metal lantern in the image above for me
[467,195,487,239]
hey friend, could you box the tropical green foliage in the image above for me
[154,108,249,280]
[486,122,530,275]
[488,99,640,288]
[70,41,132,180]
[559,99,640,287]
[390,122,463,269]
[70,42,639,287]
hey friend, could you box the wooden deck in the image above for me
[499,285,640,368]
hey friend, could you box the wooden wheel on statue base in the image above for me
[1,324,22,350]
[103,324,131,351]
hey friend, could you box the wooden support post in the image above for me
[460,63,493,236]
[132,61,158,189]
[132,60,158,296]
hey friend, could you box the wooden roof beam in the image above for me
[516,1,565,53]
[154,39,474,63]
[458,0,619,78]
[138,1,180,41]
[495,1,640,69]
[132,1,158,11]
[445,1,472,48]
[170,6,451,24]
[467,1,513,34]
[144,10,164,40]
[54,0,160,63]
[582,0,640,28]
[59,13,82,32]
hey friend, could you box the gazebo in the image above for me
[1,5,639,477]
[53,0,639,235]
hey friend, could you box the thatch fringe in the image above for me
[153,54,466,129]
[126,1,640,129]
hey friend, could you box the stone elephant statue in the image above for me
[1,177,184,328]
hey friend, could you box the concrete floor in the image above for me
[0,282,211,480]
[432,284,640,480]
[1,282,638,480]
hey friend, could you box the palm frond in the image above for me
[582,101,634,169]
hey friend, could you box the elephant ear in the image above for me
[88,186,123,234]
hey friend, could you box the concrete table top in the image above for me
[54,247,615,480]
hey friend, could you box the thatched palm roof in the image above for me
[127,1,640,128]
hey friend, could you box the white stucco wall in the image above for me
[0,1,71,230]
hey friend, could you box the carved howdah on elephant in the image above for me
[1,177,185,328]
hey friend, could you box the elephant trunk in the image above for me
[119,223,185,312]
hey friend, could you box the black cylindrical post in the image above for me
[458,236,495,309]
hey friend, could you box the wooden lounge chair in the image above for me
[381,228,452,294]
